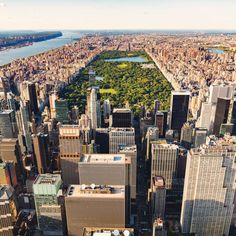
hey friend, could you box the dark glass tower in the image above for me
[170,91,190,134]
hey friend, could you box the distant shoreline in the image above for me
[0,31,62,52]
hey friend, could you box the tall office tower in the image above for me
[49,91,58,119]
[208,84,233,104]
[33,174,65,236]
[78,155,131,205]
[180,141,236,236]
[170,91,190,134]
[65,185,129,236]
[79,114,92,145]
[0,110,17,138]
[151,144,179,190]
[213,97,230,135]
[83,227,134,236]
[27,82,39,114]
[145,127,159,161]
[180,122,193,150]
[55,99,69,124]
[154,112,165,137]
[0,162,17,187]
[0,138,24,181]
[198,102,213,131]
[59,125,82,185]
[111,108,133,128]
[20,82,39,115]
[103,99,111,119]
[86,87,101,129]
[154,99,161,115]
[193,128,207,148]
[32,133,50,174]
[109,128,135,154]
[118,145,137,201]
[16,101,32,153]
[149,176,166,220]
[95,128,109,153]
[0,186,18,236]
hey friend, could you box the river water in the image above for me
[0,31,83,66]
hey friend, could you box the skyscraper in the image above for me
[213,97,230,135]
[55,99,69,124]
[111,108,133,128]
[181,139,236,236]
[180,122,193,149]
[193,127,207,148]
[33,174,65,236]
[0,110,17,138]
[59,125,82,185]
[109,128,135,154]
[0,162,17,187]
[65,184,129,236]
[86,87,101,129]
[170,91,190,134]
[32,133,50,174]
[103,99,111,119]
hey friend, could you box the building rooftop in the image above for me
[59,125,81,136]
[0,185,14,200]
[33,174,62,195]
[109,127,135,132]
[113,108,132,113]
[118,145,137,153]
[171,90,191,96]
[80,154,130,164]
[152,143,179,149]
[66,185,125,198]
[83,227,134,236]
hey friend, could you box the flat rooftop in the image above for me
[83,227,134,236]
[118,145,137,153]
[109,127,135,132]
[80,154,130,164]
[152,143,179,149]
[113,108,132,113]
[66,185,125,198]
[34,174,61,186]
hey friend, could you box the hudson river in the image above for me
[0,31,83,66]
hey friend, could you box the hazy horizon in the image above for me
[0,0,235,31]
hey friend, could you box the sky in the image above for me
[0,0,235,31]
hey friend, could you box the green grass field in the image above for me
[100,88,117,94]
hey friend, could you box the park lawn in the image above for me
[100,88,117,94]
[117,63,129,69]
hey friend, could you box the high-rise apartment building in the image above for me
[181,139,236,236]
[59,125,82,185]
[180,122,193,150]
[208,84,233,104]
[65,184,129,236]
[170,91,190,134]
[0,110,17,138]
[193,128,207,148]
[103,99,111,119]
[33,174,65,236]
[109,128,135,154]
[151,144,179,189]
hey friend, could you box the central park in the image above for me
[59,50,172,117]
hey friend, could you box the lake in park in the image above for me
[105,56,148,62]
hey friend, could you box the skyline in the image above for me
[0,0,236,31]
